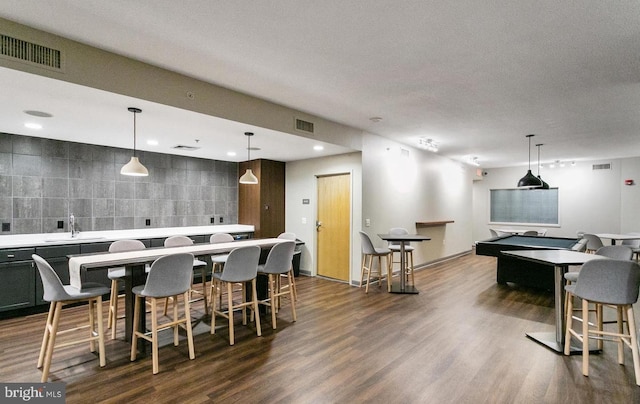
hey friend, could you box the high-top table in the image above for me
[377,234,430,294]
[502,249,608,354]
[68,238,286,348]
[596,233,640,245]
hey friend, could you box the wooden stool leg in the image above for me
[365,255,372,293]
[582,299,590,377]
[288,271,297,322]
[110,280,119,340]
[564,292,575,355]
[41,302,62,383]
[173,293,180,346]
[210,279,217,334]
[88,299,96,352]
[227,282,235,345]
[130,295,141,362]
[270,274,277,329]
[151,298,159,375]
[626,306,640,385]
[252,278,261,337]
[96,296,106,367]
[184,291,195,360]
[618,306,625,364]
[38,302,55,369]
[409,251,415,285]
[201,267,209,315]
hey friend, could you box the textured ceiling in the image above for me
[1,1,640,168]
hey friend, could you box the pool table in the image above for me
[475,234,582,290]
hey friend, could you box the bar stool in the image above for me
[210,246,261,345]
[359,231,392,293]
[210,233,235,273]
[106,239,147,339]
[387,227,415,287]
[130,253,196,374]
[277,232,298,301]
[33,254,110,382]
[164,235,209,315]
[564,259,640,385]
[583,233,604,253]
[257,241,296,329]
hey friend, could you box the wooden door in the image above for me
[317,173,350,281]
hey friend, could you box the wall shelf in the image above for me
[415,220,454,228]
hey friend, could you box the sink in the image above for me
[43,235,106,243]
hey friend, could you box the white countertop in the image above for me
[0,225,255,249]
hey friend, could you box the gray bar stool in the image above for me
[564,259,640,385]
[210,246,262,345]
[164,235,209,315]
[130,253,196,375]
[257,241,296,329]
[33,254,110,382]
[359,231,392,293]
[106,239,147,339]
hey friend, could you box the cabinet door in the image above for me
[0,261,35,312]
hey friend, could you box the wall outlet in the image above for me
[219,217,223,223]
[1,223,9,232]
[301,217,307,224]
[210,217,215,224]
[145,219,151,226]
[57,221,64,229]
[365,218,371,227]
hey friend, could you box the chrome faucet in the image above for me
[69,213,79,238]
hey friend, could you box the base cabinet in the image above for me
[0,260,35,312]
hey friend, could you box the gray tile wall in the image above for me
[0,132,238,234]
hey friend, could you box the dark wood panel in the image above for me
[0,252,638,402]
[239,159,285,238]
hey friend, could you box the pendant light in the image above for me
[120,107,149,176]
[535,143,550,189]
[517,134,543,188]
[239,132,258,184]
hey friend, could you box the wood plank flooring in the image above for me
[1,252,639,403]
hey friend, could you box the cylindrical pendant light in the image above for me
[239,132,258,184]
[517,134,543,188]
[120,107,149,177]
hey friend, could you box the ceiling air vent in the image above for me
[0,34,63,70]
[295,118,315,134]
[172,145,200,151]
[592,163,611,170]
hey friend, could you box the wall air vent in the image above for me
[172,145,200,151]
[295,118,315,134]
[0,34,63,71]
[592,163,611,170]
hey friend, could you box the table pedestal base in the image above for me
[526,331,601,355]
[389,283,419,294]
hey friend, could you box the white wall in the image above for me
[360,134,474,270]
[285,152,362,281]
[285,133,476,285]
[472,157,640,242]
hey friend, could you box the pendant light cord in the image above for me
[133,111,137,157]
[528,135,532,170]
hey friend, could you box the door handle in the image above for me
[316,221,322,231]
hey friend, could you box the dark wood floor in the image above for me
[1,252,639,403]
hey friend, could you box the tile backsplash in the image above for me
[0,132,238,234]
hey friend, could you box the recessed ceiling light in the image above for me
[313,145,324,151]
[146,140,159,146]
[24,110,53,118]
[24,122,42,130]
[227,151,237,157]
